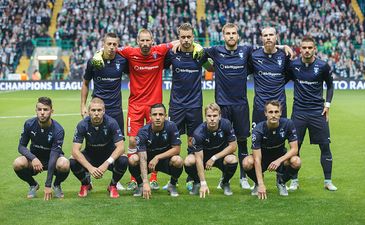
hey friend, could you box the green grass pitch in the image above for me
[0,89,364,225]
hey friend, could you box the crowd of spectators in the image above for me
[204,0,364,79]
[57,0,197,80]
[0,0,53,79]
[1,0,364,80]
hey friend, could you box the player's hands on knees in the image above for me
[98,162,109,174]
[258,184,267,200]
[143,183,152,200]
[268,159,281,172]
[148,157,159,172]
[89,166,103,179]
[32,158,43,173]
[44,187,52,201]
[205,159,214,170]
[199,183,210,198]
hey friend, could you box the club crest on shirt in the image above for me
[103,128,108,136]
[162,132,167,140]
[153,53,157,59]
[314,65,319,75]
[116,62,120,71]
[277,57,282,67]
[239,51,244,59]
[48,132,52,142]
[279,129,285,138]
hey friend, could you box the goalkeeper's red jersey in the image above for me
[116,43,172,105]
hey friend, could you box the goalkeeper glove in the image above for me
[192,42,204,59]
[91,50,104,70]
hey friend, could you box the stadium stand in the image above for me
[1,0,364,80]
[0,0,54,79]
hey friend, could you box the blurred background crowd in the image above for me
[1,0,364,80]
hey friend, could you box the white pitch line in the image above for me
[0,110,128,119]
[0,113,79,119]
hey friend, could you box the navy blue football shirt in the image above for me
[287,57,333,111]
[204,45,252,105]
[164,50,208,108]
[84,54,128,111]
[192,118,237,153]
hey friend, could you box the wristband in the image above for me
[107,157,115,164]
[200,181,207,186]
[325,102,331,108]
[211,155,217,161]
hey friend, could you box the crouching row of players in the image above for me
[13,97,300,200]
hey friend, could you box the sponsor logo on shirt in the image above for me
[133,65,159,71]
[33,144,50,150]
[258,71,282,77]
[219,64,244,70]
[297,79,319,85]
[96,77,120,81]
[175,68,199,73]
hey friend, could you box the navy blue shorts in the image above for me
[82,150,125,171]
[106,108,125,137]
[252,105,287,128]
[291,110,330,144]
[169,107,202,137]
[202,150,227,172]
[147,156,175,176]
[260,150,286,173]
[220,104,250,139]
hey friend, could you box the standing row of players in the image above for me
[13,22,337,200]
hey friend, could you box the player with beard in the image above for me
[287,36,337,191]
[13,97,70,200]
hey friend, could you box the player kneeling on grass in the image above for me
[128,103,183,199]
[185,103,238,198]
[70,98,128,198]
[13,97,70,200]
[243,100,301,199]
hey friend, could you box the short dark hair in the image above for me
[264,100,281,112]
[104,32,119,42]
[37,97,52,108]
[150,103,166,113]
[301,35,316,45]
[178,23,194,35]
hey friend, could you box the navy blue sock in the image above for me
[222,162,238,184]
[245,168,258,184]
[54,170,70,186]
[14,168,37,186]
[70,159,89,185]
[184,165,199,183]
[128,164,143,185]
[320,144,333,180]
[169,165,183,185]
[110,156,128,185]
[238,139,248,178]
